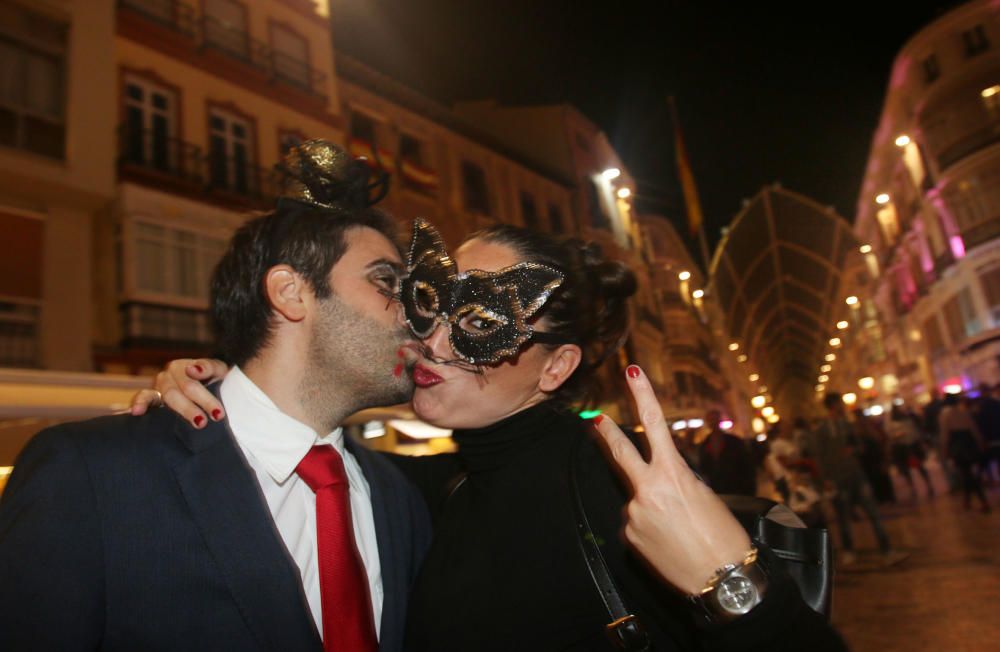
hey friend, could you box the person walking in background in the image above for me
[922,388,945,447]
[972,383,1000,486]
[853,408,896,505]
[888,403,934,499]
[922,388,957,493]
[698,408,758,496]
[939,393,991,513]
[804,393,907,567]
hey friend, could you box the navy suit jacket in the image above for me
[0,407,431,651]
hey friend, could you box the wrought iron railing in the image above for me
[271,50,326,95]
[117,125,204,184]
[118,0,196,37]
[118,0,327,97]
[200,14,271,69]
[206,152,281,202]
[118,125,281,204]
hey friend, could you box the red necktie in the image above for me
[296,445,378,652]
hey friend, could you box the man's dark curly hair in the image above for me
[210,201,399,366]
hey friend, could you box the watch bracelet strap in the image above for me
[698,546,759,595]
[570,432,651,652]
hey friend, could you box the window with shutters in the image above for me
[0,2,67,159]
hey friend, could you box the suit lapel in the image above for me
[172,417,322,652]
[346,438,401,645]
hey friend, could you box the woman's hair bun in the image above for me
[592,260,638,300]
[575,240,638,301]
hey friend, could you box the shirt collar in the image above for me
[220,366,343,484]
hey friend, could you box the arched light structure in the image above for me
[708,186,866,417]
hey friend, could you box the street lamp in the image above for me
[845,296,859,306]
[678,270,691,281]
[875,193,890,205]
[601,168,621,181]
[894,135,910,147]
[751,395,766,409]
[858,377,875,390]
[692,289,704,299]
[616,187,631,199]
[843,392,857,405]
[836,320,849,330]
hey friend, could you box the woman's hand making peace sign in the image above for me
[593,364,752,596]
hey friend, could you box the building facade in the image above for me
[0,0,116,372]
[852,0,1000,405]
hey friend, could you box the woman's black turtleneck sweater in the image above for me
[387,402,846,651]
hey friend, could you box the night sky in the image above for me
[330,0,963,260]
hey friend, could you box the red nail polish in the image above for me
[626,365,640,379]
[393,363,403,377]
[194,415,205,427]
[193,365,204,374]
[594,414,605,425]
[211,409,222,420]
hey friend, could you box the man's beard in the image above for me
[301,294,414,431]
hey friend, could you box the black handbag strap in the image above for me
[570,434,651,652]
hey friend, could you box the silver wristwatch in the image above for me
[689,547,769,623]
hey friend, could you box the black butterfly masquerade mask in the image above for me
[400,219,570,366]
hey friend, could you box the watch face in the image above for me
[717,574,759,615]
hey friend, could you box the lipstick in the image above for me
[412,364,444,388]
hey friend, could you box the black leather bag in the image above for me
[570,439,833,651]
[717,494,833,618]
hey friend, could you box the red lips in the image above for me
[412,364,444,388]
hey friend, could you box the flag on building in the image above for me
[672,110,704,238]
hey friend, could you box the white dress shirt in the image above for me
[220,367,383,640]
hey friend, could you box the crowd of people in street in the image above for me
[676,382,999,567]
